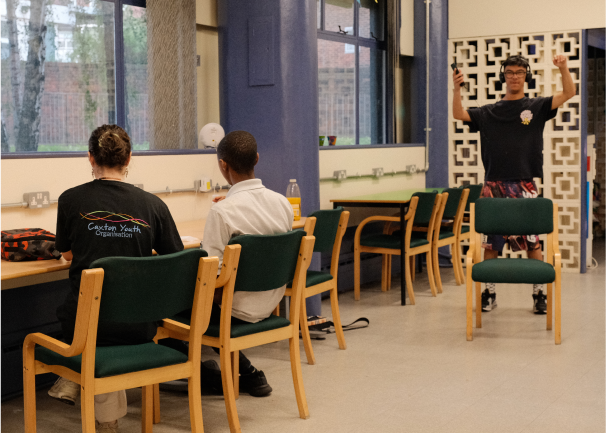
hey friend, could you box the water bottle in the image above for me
[286,179,301,221]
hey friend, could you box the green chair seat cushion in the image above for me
[438,230,455,240]
[204,314,291,339]
[472,258,556,284]
[360,232,429,249]
[35,343,188,378]
[286,270,333,288]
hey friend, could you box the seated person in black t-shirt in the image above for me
[452,54,575,314]
[49,125,185,433]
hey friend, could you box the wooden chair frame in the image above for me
[465,202,562,344]
[284,211,350,365]
[354,195,439,304]
[381,195,445,293]
[23,256,219,433]
[160,236,315,433]
[431,188,469,291]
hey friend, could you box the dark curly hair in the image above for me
[502,55,530,70]
[88,124,131,168]
[217,130,258,174]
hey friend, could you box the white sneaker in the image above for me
[48,377,80,406]
[96,420,119,433]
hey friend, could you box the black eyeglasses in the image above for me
[504,70,527,78]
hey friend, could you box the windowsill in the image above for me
[318,143,424,150]
[1,148,218,159]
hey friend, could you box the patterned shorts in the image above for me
[480,179,541,253]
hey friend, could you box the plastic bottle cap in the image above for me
[289,179,297,183]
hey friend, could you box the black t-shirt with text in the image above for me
[55,180,183,341]
[465,96,557,181]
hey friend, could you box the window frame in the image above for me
[1,0,215,159]
[317,0,387,145]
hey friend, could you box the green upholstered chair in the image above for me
[431,188,469,290]
[466,198,562,344]
[355,192,441,304]
[165,231,315,433]
[284,207,350,365]
[23,250,219,433]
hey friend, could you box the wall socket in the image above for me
[24,191,50,209]
[333,170,347,181]
[195,179,213,192]
[372,167,384,177]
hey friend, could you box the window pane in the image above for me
[324,0,353,35]
[359,46,384,145]
[318,39,355,145]
[123,3,148,150]
[1,0,115,152]
[359,0,384,40]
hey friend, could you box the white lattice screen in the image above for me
[448,31,584,272]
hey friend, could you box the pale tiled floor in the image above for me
[3,240,604,433]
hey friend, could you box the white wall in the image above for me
[449,0,605,39]
[319,147,426,225]
[1,154,222,231]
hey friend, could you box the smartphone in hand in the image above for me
[451,63,468,90]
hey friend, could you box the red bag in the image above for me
[1,228,62,261]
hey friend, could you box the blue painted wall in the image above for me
[412,0,449,188]
[218,0,322,315]
[218,0,320,217]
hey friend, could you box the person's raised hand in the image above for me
[553,54,568,69]
[453,68,465,89]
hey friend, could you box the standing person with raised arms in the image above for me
[452,54,576,313]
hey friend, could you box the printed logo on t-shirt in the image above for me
[81,211,150,238]
[520,110,533,125]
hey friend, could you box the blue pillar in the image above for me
[412,0,449,187]
[218,0,322,314]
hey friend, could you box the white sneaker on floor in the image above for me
[48,377,80,405]
[96,420,119,433]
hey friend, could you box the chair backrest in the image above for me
[91,249,208,324]
[475,198,554,235]
[228,230,306,292]
[308,207,343,253]
[441,188,464,219]
[462,184,483,212]
[411,191,438,226]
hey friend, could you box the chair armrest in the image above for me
[160,318,191,339]
[23,333,74,357]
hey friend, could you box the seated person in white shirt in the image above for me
[203,130,294,397]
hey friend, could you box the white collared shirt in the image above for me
[202,178,294,322]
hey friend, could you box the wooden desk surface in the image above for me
[330,188,445,204]
[1,217,307,283]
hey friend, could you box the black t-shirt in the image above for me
[55,180,183,341]
[465,96,557,181]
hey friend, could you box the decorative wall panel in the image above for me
[449,31,584,272]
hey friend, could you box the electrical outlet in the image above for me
[133,184,144,189]
[197,178,212,192]
[24,191,50,209]
[333,170,347,181]
[406,165,417,174]
[372,167,384,177]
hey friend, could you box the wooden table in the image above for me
[331,189,443,305]
[1,217,307,288]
